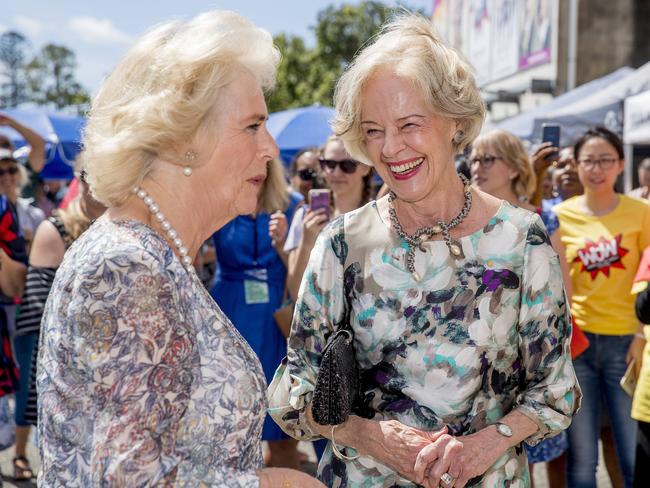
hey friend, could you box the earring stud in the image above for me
[185,149,198,161]
[453,131,464,144]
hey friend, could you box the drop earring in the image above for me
[184,149,198,176]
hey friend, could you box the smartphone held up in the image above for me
[309,189,331,221]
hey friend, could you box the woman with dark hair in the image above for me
[551,127,650,488]
[289,147,321,201]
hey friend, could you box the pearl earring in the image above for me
[453,131,464,144]
[184,149,197,177]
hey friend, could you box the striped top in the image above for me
[15,215,69,336]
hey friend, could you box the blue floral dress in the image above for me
[38,218,267,487]
[269,199,580,487]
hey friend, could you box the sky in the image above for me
[2,0,432,96]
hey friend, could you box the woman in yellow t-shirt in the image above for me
[551,127,650,488]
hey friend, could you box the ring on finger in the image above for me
[440,472,455,486]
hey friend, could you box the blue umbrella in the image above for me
[267,105,335,165]
[0,108,85,180]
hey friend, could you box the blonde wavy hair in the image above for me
[472,129,537,201]
[332,12,485,165]
[258,158,290,214]
[82,10,280,207]
[53,196,93,242]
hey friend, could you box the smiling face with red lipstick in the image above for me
[360,70,458,205]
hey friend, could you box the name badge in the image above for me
[244,280,270,304]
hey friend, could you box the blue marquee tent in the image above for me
[0,108,85,180]
[267,105,335,164]
[496,67,633,141]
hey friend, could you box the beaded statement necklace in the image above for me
[387,174,472,281]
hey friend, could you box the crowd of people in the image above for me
[0,8,647,488]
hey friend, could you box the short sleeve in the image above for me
[513,213,582,445]
[283,205,306,254]
[640,201,650,252]
[269,217,347,439]
[0,197,27,265]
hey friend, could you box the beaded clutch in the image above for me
[311,328,359,426]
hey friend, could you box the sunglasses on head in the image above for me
[0,166,19,177]
[297,168,317,181]
[318,157,359,174]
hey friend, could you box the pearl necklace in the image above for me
[133,187,194,273]
[387,173,472,281]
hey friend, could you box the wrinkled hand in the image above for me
[414,431,503,488]
[269,211,288,249]
[367,421,449,484]
[531,142,558,174]
[300,209,329,248]
[627,334,646,378]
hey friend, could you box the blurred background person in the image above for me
[289,147,321,202]
[210,157,304,469]
[629,157,650,200]
[11,168,104,481]
[551,127,650,488]
[0,113,45,174]
[469,129,538,212]
[284,135,372,301]
[631,245,650,487]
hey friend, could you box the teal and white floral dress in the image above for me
[269,198,581,487]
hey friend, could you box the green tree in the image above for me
[269,1,424,111]
[27,44,90,113]
[0,31,31,108]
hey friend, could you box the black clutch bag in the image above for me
[311,328,359,425]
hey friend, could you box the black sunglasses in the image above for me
[297,168,317,181]
[318,157,359,174]
[0,166,19,177]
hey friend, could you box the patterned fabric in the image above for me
[0,195,26,397]
[38,217,267,487]
[269,199,580,487]
[524,431,568,463]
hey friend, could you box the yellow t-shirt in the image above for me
[554,195,650,335]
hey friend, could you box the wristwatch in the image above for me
[495,422,513,438]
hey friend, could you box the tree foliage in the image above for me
[268,1,424,112]
[0,31,31,107]
[0,31,89,112]
[26,44,90,112]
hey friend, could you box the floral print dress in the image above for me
[38,218,267,487]
[269,199,580,487]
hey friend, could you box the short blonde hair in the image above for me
[258,158,290,214]
[332,12,485,165]
[473,129,537,200]
[83,10,280,207]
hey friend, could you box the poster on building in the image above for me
[491,0,519,79]
[431,0,556,87]
[431,0,449,41]
[518,0,553,69]
[468,0,491,86]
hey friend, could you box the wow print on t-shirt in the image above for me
[574,234,629,279]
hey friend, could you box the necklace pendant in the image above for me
[450,243,462,257]
[431,224,442,234]
[412,270,421,282]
